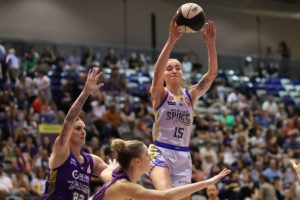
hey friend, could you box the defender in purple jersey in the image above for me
[42,68,113,200]
[149,16,218,198]
[92,139,230,200]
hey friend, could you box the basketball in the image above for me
[175,3,206,33]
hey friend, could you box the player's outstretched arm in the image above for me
[49,68,104,169]
[93,156,119,183]
[121,168,230,200]
[189,21,218,105]
[291,159,300,179]
[150,17,183,107]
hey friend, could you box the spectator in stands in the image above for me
[102,103,122,140]
[262,158,282,182]
[39,47,55,66]
[34,148,49,171]
[255,108,272,128]
[134,100,151,119]
[274,177,284,200]
[239,168,254,199]
[283,129,300,157]
[31,167,47,198]
[262,95,279,115]
[120,104,136,131]
[41,137,52,155]
[23,48,38,73]
[91,92,107,120]
[182,56,193,74]
[0,163,13,199]
[226,87,243,105]
[6,48,20,83]
[54,50,66,72]
[21,136,38,158]
[32,91,49,113]
[241,56,257,79]
[14,147,31,174]
[88,136,101,154]
[200,140,218,165]
[206,184,220,200]
[205,83,221,106]
[266,62,278,78]
[34,70,51,101]
[103,66,126,93]
[258,175,277,200]
[250,127,266,156]
[67,50,82,71]
[129,52,140,69]
[277,40,291,76]
[103,48,118,68]
[81,47,95,67]
[116,53,128,69]
[222,171,241,199]
[10,167,31,199]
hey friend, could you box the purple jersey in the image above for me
[42,151,94,200]
[92,169,129,200]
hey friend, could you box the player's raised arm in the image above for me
[49,68,104,169]
[189,20,218,105]
[150,17,183,108]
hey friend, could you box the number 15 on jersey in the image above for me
[174,127,184,138]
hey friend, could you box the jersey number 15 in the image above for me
[174,127,184,138]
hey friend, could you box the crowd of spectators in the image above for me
[0,41,300,200]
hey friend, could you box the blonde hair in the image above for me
[111,139,145,170]
[111,139,126,152]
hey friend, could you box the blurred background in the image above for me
[0,0,300,199]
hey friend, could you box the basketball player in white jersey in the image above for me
[149,17,217,200]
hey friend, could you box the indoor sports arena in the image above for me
[0,0,300,200]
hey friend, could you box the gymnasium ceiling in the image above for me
[160,0,300,19]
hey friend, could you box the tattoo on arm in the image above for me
[59,92,89,145]
[65,92,89,122]
[196,77,209,90]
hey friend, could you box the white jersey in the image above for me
[152,88,193,147]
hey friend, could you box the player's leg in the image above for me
[150,165,172,190]
[172,153,193,200]
[148,144,172,189]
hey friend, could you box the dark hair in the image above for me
[111,139,145,170]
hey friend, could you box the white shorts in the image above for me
[148,144,192,187]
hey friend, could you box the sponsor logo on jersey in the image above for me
[166,109,191,126]
[167,101,176,106]
[68,180,89,194]
[70,158,77,166]
[72,170,89,183]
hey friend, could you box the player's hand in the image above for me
[201,20,216,45]
[83,67,104,94]
[290,159,300,179]
[108,159,119,170]
[206,168,231,185]
[169,17,183,42]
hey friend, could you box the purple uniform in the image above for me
[92,169,129,200]
[42,151,94,200]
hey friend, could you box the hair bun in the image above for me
[111,139,126,152]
